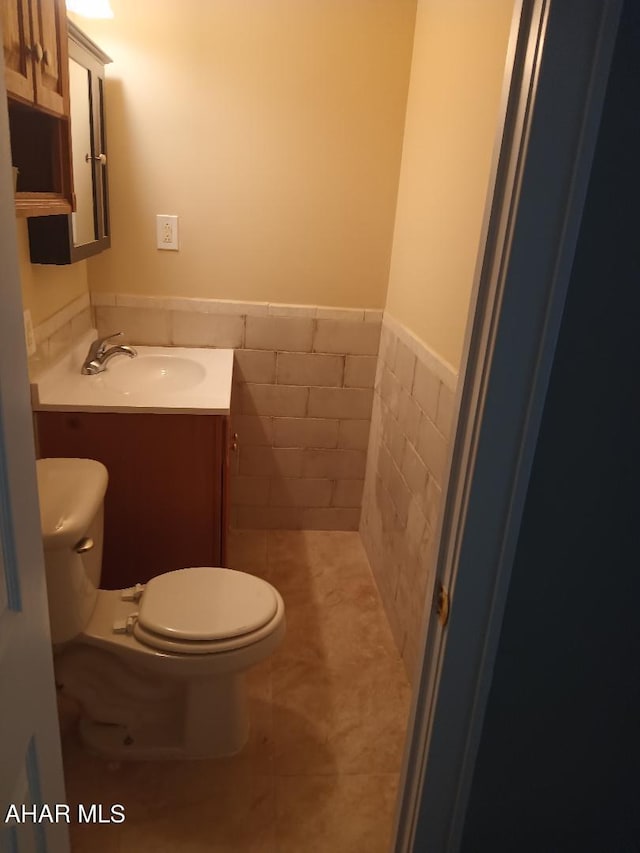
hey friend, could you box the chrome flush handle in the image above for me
[73,537,94,554]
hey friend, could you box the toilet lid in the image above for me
[137,567,278,641]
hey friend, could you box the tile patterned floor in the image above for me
[62,531,411,852]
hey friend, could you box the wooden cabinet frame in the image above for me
[3,0,73,216]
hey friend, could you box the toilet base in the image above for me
[60,642,251,759]
[79,718,187,761]
[78,713,250,762]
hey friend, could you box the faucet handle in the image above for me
[94,331,124,356]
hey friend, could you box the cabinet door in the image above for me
[2,0,34,103]
[91,73,110,242]
[70,35,110,248]
[30,0,69,116]
[27,21,111,257]
[68,56,95,245]
[36,412,226,590]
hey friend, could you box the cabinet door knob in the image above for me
[85,153,107,165]
[27,43,44,63]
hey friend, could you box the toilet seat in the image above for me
[130,567,280,655]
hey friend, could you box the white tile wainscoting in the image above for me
[29,293,460,675]
[360,314,458,682]
[92,293,383,530]
[27,292,93,379]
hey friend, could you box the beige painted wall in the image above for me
[385,0,515,369]
[74,0,416,308]
[16,220,89,325]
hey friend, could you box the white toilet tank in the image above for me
[36,458,109,646]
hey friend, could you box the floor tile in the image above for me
[275,774,400,853]
[272,576,399,687]
[227,529,270,580]
[69,822,123,853]
[118,772,276,852]
[271,663,410,776]
[267,530,371,597]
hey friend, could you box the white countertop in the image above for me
[31,331,234,415]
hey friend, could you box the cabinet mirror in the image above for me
[69,56,95,246]
[28,21,111,264]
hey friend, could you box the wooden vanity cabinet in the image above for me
[35,411,230,590]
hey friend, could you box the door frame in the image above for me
[394,1,623,850]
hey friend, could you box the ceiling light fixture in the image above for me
[66,0,114,19]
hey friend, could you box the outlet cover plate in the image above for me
[156,214,179,251]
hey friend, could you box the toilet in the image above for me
[36,456,285,760]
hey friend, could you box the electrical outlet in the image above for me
[156,214,179,251]
[23,309,36,357]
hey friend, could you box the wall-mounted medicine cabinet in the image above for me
[3,0,74,216]
[28,20,111,264]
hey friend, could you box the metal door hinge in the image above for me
[436,583,450,627]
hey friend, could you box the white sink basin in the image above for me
[102,354,206,395]
[30,332,234,415]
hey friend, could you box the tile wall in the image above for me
[31,293,459,681]
[27,293,93,379]
[360,314,458,682]
[93,294,382,530]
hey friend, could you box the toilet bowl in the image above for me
[36,457,285,760]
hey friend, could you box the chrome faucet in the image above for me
[81,332,137,375]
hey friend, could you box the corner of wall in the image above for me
[16,220,93,376]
